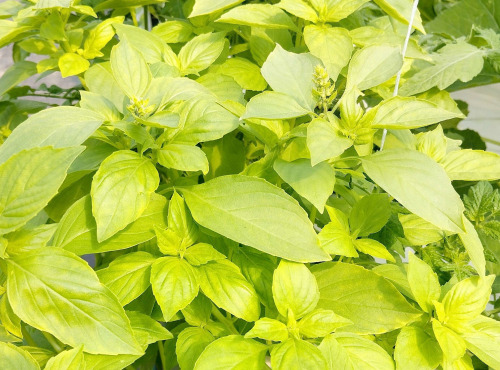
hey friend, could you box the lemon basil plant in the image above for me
[1,0,500,369]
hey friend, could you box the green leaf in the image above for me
[184,243,226,266]
[96,252,155,305]
[313,262,421,334]
[91,150,159,242]
[399,214,446,245]
[261,44,319,110]
[441,275,495,331]
[349,194,391,237]
[158,144,209,174]
[373,0,425,33]
[346,44,403,91]
[462,316,500,370]
[110,38,151,98]
[0,146,82,235]
[400,41,484,96]
[58,53,90,78]
[151,256,199,321]
[83,16,124,59]
[271,338,326,370]
[182,175,330,262]
[196,259,260,321]
[242,91,311,120]
[179,33,226,75]
[0,342,40,370]
[245,318,289,342]
[6,248,142,355]
[394,326,442,370]
[274,158,335,212]
[272,260,319,319]
[298,309,352,338]
[441,149,500,181]
[0,106,102,165]
[303,25,352,82]
[458,217,486,276]
[152,20,193,43]
[432,319,466,363]
[0,61,37,97]
[171,97,239,145]
[44,345,84,370]
[176,327,215,370]
[319,333,395,370]
[361,148,465,233]
[277,0,319,22]
[85,62,126,111]
[366,96,464,129]
[407,253,441,313]
[190,0,244,17]
[216,57,267,91]
[217,4,296,29]
[194,335,267,370]
[353,238,395,262]
[307,117,352,166]
[53,193,167,255]
[372,264,414,299]
[318,207,358,257]
[126,310,172,349]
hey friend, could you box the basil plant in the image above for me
[0,0,500,369]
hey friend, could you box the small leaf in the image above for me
[349,194,391,237]
[307,117,352,166]
[217,4,297,30]
[271,338,326,370]
[441,149,500,181]
[176,327,215,370]
[394,326,442,370]
[184,243,226,266]
[242,91,311,120]
[298,309,352,338]
[318,207,358,257]
[353,238,395,262]
[245,318,289,342]
[58,53,90,77]
[179,33,225,75]
[158,144,209,174]
[407,253,441,313]
[458,217,486,276]
[126,311,173,349]
[45,345,84,370]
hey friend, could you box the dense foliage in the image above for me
[1,0,500,369]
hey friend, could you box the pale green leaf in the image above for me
[361,148,465,233]
[91,150,159,242]
[7,248,142,355]
[196,259,260,322]
[349,194,391,237]
[373,0,425,33]
[241,91,311,120]
[271,338,326,370]
[176,327,215,370]
[399,213,446,245]
[318,207,358,257]
[261,44,319,110]
[353,238,395,262]
[367,96,464,129]
[0,61,36,97]
[400,41,484,96]
[346,44,403,91]
[0,106,102,165]
[45,345,84,370]
[313,262,422,334]
[216,57,267,91]
[158,144,209,174]
[274,158,335,212]
[184,243,226,266]
[407,253,441,313]
[0,342,40,370]
[53,194,167,255]
[0,146,82,235]
[319,333,395,370]
[307,117,352,166]
[83,16,124,59]
[462,316,500,370]
[96,252,155,305]
[432,319,466,363]
[273,260,319,319]
[58,53,90,78]
[194,335,267,370]
[458,217,486,276]
[217,4,297,29]
[298,309,352,338]
[190,0,244,17]
[151,256,199,321]
[441,149,500,181]
[179,33,225,75]
[303,25,352,82]
[126,311,172,349]
[182,175,329,262]
[110,38,151,98]
[394,326,442,370]
[245,318,289,342]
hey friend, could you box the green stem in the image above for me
[158,341,167,370]
[482,136,500,147]
[211,306,239,335]
[42,332,64,353]
[309,207,317,223]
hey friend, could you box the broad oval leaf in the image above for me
[91,150,159,242]
[176,327,215,370]
[53,193,167,255]
[190,0,244,17]
[178,33,225,75]
[216,4,297,30]
[242,91,311,120]
[0,107,102,165]
[271,338,326,370]
[361,148,465,233]
[196,259,260,322]
[0,146,82,235]
[181,175,330,262]
[313,262,422,334]
[44,345,84,370]
[194,335,267,370]
[0,342,39,370]
[6,248,143,355]
[441,149,500,181]
[394,326,442,370]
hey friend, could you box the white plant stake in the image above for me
[379,0,421,151]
